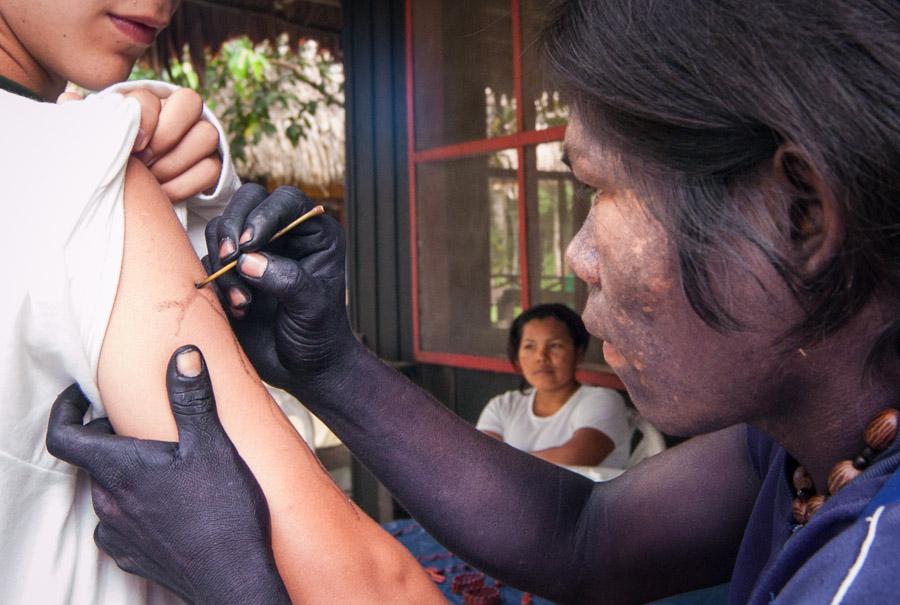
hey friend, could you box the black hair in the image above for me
[507,304,590,382]
[541,0,900,369]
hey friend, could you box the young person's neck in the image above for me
[753,300,900,492]
[533,381,580,415]
[0,18,61,100]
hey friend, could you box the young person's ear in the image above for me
[773,145,844,276]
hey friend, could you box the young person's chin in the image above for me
[69,63,135,92]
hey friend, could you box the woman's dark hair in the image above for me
[541,0,900,369]
[507,303,590,366]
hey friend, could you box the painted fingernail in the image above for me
[229,288,248,308]
[239,228,253,245]
[238,253,268,278]
[219,238,235,259]
[175,348,202,377]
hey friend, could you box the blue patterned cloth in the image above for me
[383,518,554,604]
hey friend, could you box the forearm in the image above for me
[99,161,439,603]
[290,345,599,598]
[531,446,590,466]
[531,431,614,466]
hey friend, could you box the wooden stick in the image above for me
[195,205,326,289]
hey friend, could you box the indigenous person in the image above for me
[477,304,632,471]
[2,1,441,603]
[50,0,900,603]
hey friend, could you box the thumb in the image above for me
[236,252,307,309]
[165,345,227,453]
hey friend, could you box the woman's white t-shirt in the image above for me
[0,85,242,604]
[476,385,633,469]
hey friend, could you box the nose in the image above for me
[566,218,601,285]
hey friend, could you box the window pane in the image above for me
[412,0,514,150]
[525,142,607,368]
[416,151,520,356]
[520,0,568,131]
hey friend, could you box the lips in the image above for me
[109,14,163,45]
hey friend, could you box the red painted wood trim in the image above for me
[412,125,566,163]
[416,350,625,390]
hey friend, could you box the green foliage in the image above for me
[131,35,343,162]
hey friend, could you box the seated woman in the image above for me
[476,304,634,475]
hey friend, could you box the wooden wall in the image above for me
[343,0,526,519]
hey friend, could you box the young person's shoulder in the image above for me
[1,88,139,147]
[52,92,141,183]
[2,89,139,188]
[1,89,141,237]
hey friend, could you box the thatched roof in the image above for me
[152,0,342,73]
[148,1,346,203]
[227,53,346,201]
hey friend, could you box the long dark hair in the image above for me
[508,304,590,392]
[542,0,900,369]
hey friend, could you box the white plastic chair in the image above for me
[627,414,666,467]
[564,412,666,482]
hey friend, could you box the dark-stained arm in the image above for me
[208,185,763,603]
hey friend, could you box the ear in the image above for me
[575,348,587,366]
[773,145,844,276]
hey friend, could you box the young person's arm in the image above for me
[48,349,291,605]
[96,159,441,603]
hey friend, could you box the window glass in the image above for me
[525,142,606,368]
[412,0,514,149]
[520,0,568,131]
[416,151,520,355]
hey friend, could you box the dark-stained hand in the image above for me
[202,184,360,398]
[46,345,290,605]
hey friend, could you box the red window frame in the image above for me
[405,0,622,389]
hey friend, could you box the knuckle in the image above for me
[90,486,117,518]
[160,181,188,203]
[195,121,219,149]
[45,430,64,458]
[177,89,204,117]
[197,157,222,182]
[205,216,221,240]
[170,387,213,415]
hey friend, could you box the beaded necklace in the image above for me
[791,408,899,525]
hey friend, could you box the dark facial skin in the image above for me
[563,115,900,488]
[564,117,795,436]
